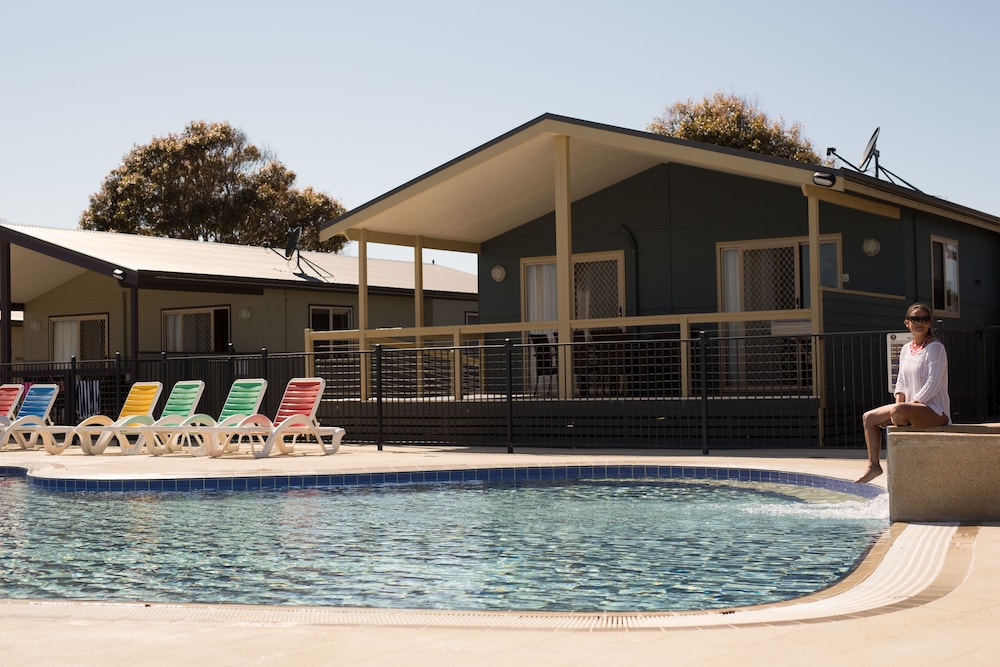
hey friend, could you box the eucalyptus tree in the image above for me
[648,92,823,164]
[81,120,345,252]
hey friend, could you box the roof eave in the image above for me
[320,114,822,247]
[839,171,1000,232]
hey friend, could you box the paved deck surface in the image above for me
[1,445,997,666]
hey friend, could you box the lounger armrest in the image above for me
[150,414,186,428]
[76,415,115,429]
[233,413,274,428]
[116,415,155,428]
[180,412,216,427]
[215,413,255,428]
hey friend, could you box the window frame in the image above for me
[717,234,841,312]
[50,313,109,361]
[930,235,960,318]
[309,304,354,354]
[520,250,625,332]
[161,306,231,354]
[309,304,354,332]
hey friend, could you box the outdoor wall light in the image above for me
[490,265,507,282]
[238,307,253,321]
[29,320,41,333]
[112,268,125,281]
[812,172,836,188]
[861,238,881,257]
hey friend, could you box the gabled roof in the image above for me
[320,114,824,250]
[320,113,1000,249]
[0,223,477,305]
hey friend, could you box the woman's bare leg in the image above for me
[857,403,893,483]
[856,403,948,483]
[890,403,950,428]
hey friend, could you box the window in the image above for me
[931,236,959,316]
[163,307,230,353]
[51,315,108,361]
[522,251,624,334]
[719,237,840,313]
[310,305,352,353]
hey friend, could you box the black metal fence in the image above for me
[3,325,995,451]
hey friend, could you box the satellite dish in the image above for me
[284,227,302,259]
[858,127,880,172]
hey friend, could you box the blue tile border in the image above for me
[0,463,885,499]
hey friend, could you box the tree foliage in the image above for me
[80,121,346,252]
[647,92,822,164]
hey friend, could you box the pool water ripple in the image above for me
[0,476,887,612]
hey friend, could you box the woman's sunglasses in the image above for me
[907,316,932,323]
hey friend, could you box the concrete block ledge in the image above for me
[887,424,1000,522]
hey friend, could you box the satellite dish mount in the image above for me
[825,127,922,192]
[267,226,331,280]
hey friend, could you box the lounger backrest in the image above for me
[117,382,163,419]
[159,380,205,419]
[17,384,59,421]
[0,384,24,419]
[218,379,267,420]
[272,378,326,426]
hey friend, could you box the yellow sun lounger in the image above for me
[41,381,163,455]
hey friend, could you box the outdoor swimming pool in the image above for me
[0,468,888,612]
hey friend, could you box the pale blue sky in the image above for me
[2,1,996,275]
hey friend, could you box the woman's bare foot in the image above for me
[855,465,883,484]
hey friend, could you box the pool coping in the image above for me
[0,448,972,630]
[5,461,885,498]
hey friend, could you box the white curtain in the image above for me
[525,262,556,335]
[52,320,78,362]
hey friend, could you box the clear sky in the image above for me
[2,0,997,275]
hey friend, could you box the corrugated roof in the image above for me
[0,224,477,301]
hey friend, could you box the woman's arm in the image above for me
[911,343,948,405]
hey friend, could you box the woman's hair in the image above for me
[906,302,931,318]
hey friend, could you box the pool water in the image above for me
[0,476,887,612]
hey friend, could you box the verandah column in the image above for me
[807,194,825,444]
[357,230,370,400]
[554,135,573,399]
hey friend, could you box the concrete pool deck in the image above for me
[1,445,997,666]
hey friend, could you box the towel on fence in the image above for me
[76,379,101,419]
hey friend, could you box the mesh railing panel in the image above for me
[4,326,995,449]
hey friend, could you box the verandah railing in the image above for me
[3,326,994,451]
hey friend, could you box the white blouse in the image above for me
[895,338,951,422]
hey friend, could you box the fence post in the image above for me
[698,330,709,455]
[375,344,383,451]
[505,338,514,453]
[115,351,122,408]
[976,325,987,422]
[68,355,78,424]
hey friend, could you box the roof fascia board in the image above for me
[800,184,901,219]
[341,230,480,253]
[142,272,475,298]
[0,224,130,282]
[142,273,366,294]
[840,175,1000,233]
